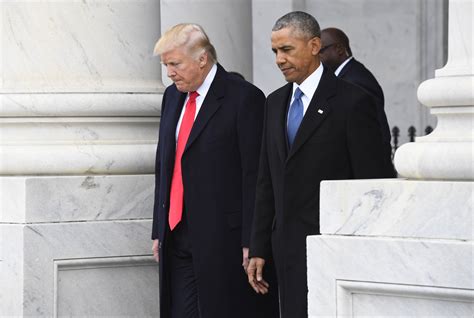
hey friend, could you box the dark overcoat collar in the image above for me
[165,64,226,156]
[184,63,226,152]
[336,57,356,78]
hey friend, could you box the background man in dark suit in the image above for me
[320,27,392,146]
[247,12,395,318]
[151,24,279,318]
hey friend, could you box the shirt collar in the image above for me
[292,62,324,101]
[334,56,353,76]
[195,63,217,98]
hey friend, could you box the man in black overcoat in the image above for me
[247,12,395,318]
[320,27,392,147]
[151,23,279,318]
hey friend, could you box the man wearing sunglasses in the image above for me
[320,27,392,148]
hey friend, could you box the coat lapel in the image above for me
[274,84,292,161]
[184,64,225,152]
[164,89,186,165]
[287,68,337,161]
[336,58,354,78]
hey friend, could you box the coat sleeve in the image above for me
[249,98,276,260]
[346,92,395,178]
[237,85,265,247]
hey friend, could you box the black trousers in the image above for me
[168,211,200,318]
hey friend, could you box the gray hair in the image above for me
[154,23,217,63]
[272,11,321,39]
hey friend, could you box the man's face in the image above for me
[319,32,341,71]
[161,47,205,92]
[271,27,321,85]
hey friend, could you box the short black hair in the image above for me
[272,11,321,39]
[323,27,352,56]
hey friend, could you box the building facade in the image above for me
[2,0,468,317]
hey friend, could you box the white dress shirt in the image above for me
[175,64,218,140]
[334,56,353,76]
[289,62,324,122]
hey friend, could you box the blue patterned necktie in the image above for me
[287,87,304,147]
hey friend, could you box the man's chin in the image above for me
[283,74,296,83]
[175,84,188,93]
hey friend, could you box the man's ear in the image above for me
[199,52,208,68]
[335,44,346,56]
[311,37,322,56]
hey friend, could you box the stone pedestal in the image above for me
[0,175,159,316]
[394,0,473,180]
[307,179,473,316]
[0,0,162,315]
[307,0,473,316]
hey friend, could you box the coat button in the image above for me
[162,203,165,208]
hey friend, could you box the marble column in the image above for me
[160,0,253,83]
[0,0,162,175]
[251,0,301,93]
[307,0,473,316]
[0,0,161,316]
[394,0,473,180]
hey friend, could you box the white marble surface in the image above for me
[0,175,155,223]
[307,236,474,317]
[160,0,253,84]
[251,0,293,94]
[0,174,159,316]
[0,0,162,93]
[1,117,159,144]
[0,93,162,117]
[352,292,473,316]
[0,117,159,145]
[320,179,473,240]
[1,220,157,317]
[0,0,163,175]
[56,256,158,317]
[395,0,474,180]
[395,140,474,180]
[434,0,473,78]
[0,225,24,316]
[418,77,474,108]
[0,143,157,175]
[0,115,159,174]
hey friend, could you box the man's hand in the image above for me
[152,239,159,262]
[242,247,250,273]
[247,257,269,294]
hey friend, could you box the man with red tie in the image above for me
[151,23,279,318]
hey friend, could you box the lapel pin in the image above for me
[317,109,324,114]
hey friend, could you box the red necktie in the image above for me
[169,91,199,230]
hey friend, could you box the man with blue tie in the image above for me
[247,12,394,318]
[151,24,279,318]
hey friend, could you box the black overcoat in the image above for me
[152,64,279,318]
[250,67,395,318]
[338,58,391,146]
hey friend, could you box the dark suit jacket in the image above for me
[249,67,394,318]
[338,58,391,146]
[152,64,279,318]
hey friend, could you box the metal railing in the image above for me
[391,125,433,160]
